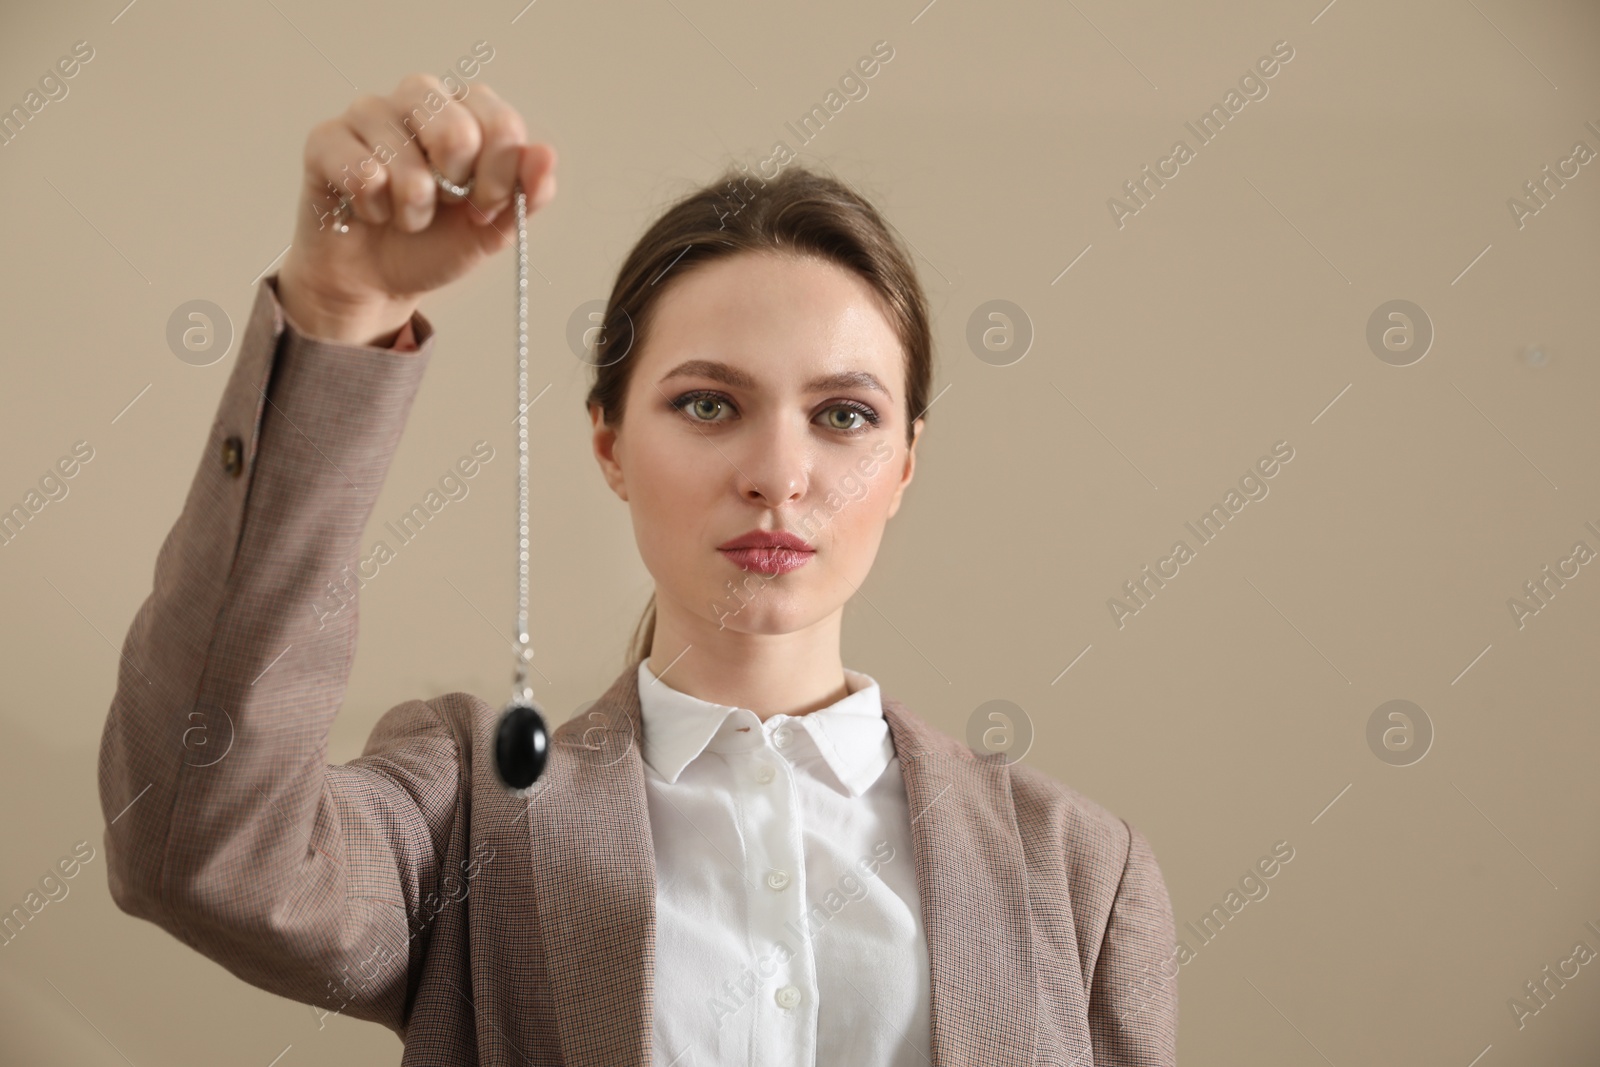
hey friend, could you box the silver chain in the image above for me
[510,182,533,707]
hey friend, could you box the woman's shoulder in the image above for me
[1006,758,1138,865]
[1005,757,1171,940]
[881,690,1147,879]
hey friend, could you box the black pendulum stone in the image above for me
[494,700,550,791]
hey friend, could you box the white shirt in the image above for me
[636,658,932,1067]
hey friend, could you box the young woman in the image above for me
[97,74,1178,1065]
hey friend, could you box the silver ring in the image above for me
[432,168,474,200]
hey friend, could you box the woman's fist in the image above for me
[277,74,557,345]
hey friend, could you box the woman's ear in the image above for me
[590,403,629,501]
[885,417,924,519]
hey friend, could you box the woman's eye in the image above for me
[673,391,733,422]
[819,402,880,433]
[823,407,863,431]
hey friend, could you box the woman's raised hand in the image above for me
[277,74,557,345]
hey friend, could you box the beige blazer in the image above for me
[97,275,1179,1065]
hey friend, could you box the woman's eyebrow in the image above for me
[811,370,891,398]
[659,359,891,398]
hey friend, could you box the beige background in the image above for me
[2,0,1598,1062]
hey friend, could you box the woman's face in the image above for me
[591,251,923,639]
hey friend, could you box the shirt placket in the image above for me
[740,713,816,1067]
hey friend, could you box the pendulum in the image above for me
[492,177,551,793]
[332,168,551,793]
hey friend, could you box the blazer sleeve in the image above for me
[95,272,461,1036]
[1086,821,1179,1064]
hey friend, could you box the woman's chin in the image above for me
[705,595,830,637]
[710,610,802,637]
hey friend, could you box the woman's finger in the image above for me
[406,78,483,211]
[302,110,392,227]
[455,83,527,225]
[524,142,558,213]
[375,74,459,233]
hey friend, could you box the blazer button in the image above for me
[221,435,245,477]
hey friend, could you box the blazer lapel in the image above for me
[525,663,657,1067]
[884,694,1038,1066]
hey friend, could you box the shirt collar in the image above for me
[635,659,893,797]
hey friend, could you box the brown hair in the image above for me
[585,161,934,665]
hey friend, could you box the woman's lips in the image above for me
[718,546,814,575]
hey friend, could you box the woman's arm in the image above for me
[1086,822,1180,1064]
[94,71,551,1035]
[96,272,459,1034]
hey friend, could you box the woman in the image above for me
[97,74,1178,1065]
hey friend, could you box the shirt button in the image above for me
[773,729,792,749]
[755,764,776,784]
[766,870,790,891]
[775,985,801,1009]
[221,435,244,477]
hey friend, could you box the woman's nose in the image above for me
[736,419,810,505]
